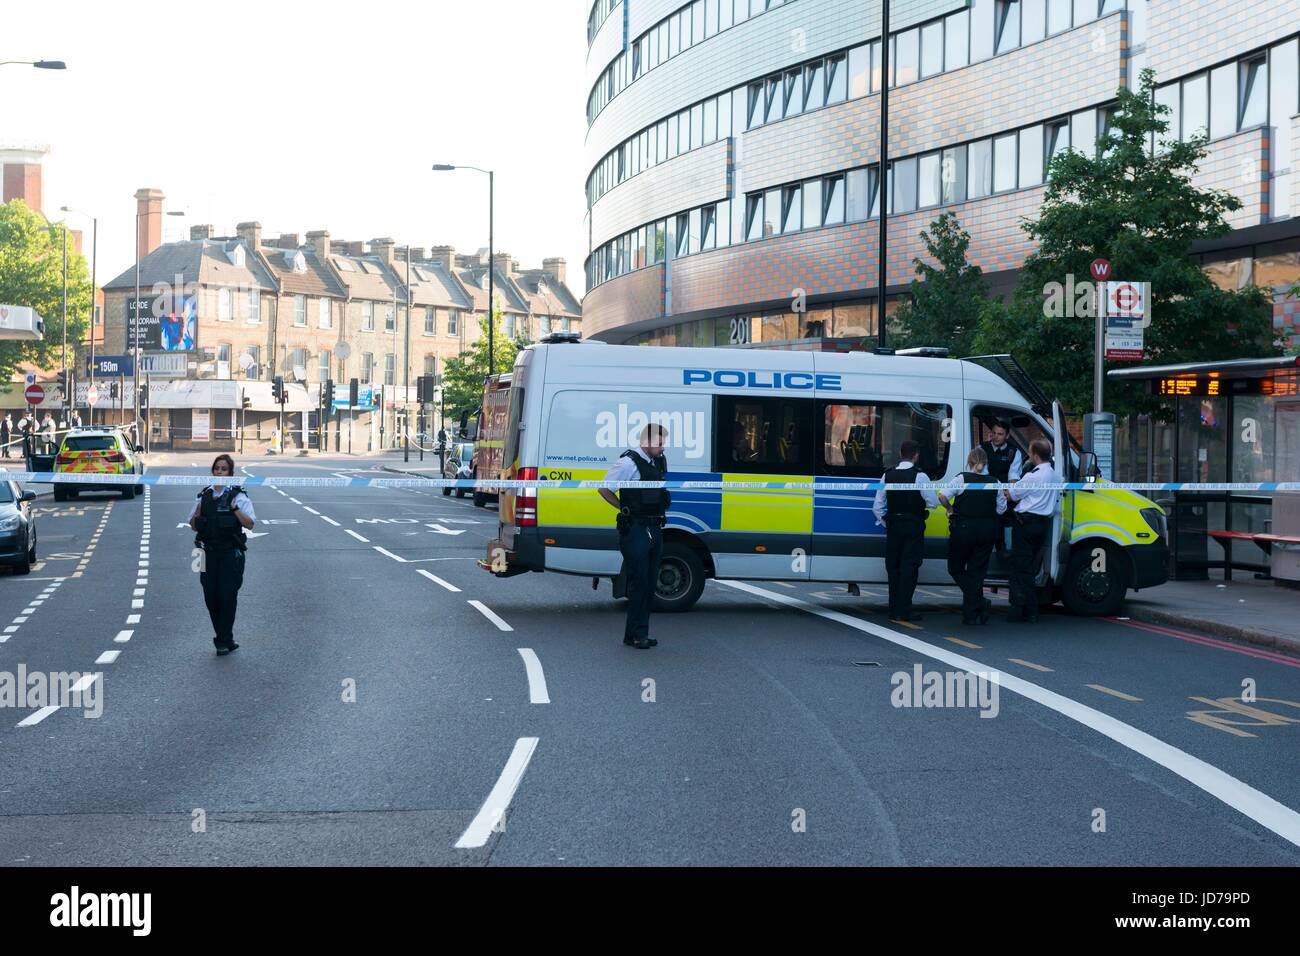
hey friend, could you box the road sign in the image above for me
[86,354,135,377]
[1090,258,1111,281]
[24,383,45,405]
[86,384,100,406]
[1105,328,1145,361]
[1105,281,1148,319]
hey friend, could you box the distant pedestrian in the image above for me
[873,439,939,622]
[599,422,671,649]
[1005,439,1059,624]
[188,454,257,655]
[940,447,1006,625]
[70,411,82,429]
[41,414,55,440]
[1,414,10,459]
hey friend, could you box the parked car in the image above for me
[53,426,146,501]
[443,442,475,498]
[0,479,38,575]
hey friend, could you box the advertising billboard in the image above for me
[127,295,198,352]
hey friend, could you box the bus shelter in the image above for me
[1107,356,1300,583]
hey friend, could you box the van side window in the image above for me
[818,400,952,478]
[714,396,813,474]
[971,405,1049,460]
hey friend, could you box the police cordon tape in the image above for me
[3,469,1300,494]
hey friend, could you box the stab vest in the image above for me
[195,486,247,552]
[953,472,999,519]
[618,451,670,518]
[980,441,1015,482]
[884,465,927,518]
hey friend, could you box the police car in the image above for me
[483,340,1169,617]
[53,426,147,501]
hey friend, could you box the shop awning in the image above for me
[240,381,322,412]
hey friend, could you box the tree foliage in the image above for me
[0,200,93,391]
[972,70,1276,417]
[891,212,993,358]
[440,307,523,419]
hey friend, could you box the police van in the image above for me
[483,338,1169,616]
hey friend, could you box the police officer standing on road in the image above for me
[872,439,939,622]
[599,423,671,649]
[188,454,257,655]
[980,419,1023,554]
[939,447,1006,625]
[1005,438,1058,623]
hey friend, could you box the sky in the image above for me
[2,0,592,293]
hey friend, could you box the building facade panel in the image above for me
[1190,127,1270,228]
[582,263,667,339]
[591,138,731,245]
[1147,0,1298,81]
[588,1,627,81]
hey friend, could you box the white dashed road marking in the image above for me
[454,737,539,849]
[417,570,461,592]
[468,600,512,632]
[516,649,550,704]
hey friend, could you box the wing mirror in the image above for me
[20,490,37,502]
[1078,452,1101,483]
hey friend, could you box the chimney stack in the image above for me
[1,147,47,214]
[346,240,366,256]
[542,257,567,285]
[492,251,513,277]
[190,224,215,241]
[307,230,331,260]
[371,237,395,266]
[236,221,263,250]
[134,188,166,258]
[277,233,300,249]
[429,245,456,272]
[407,247,425,261]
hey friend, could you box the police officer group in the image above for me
[188,454,256,655]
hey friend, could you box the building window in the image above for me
[217,343,232,380]
[1022,0,1046,42]
[823,174,846,225]
[968,139,993,198]
[945,10,969,69]
[995,1,1021,55]
[361,352,374,385]
[362,301,375,331]
[318,297,331,329]
[917,152,942,208]
[676,212,691,255]
[218,288,233,321]
[893,28,919,86]
[385,306,396,333]
[1182,72,1209,140]
[290,348,308,378]
[993,133,1017,192]
[384,353,395,386]
[893,156,918,213]
[424,355,436,376]
[781,185,802,232]
[447,310,459,336]
[424,307,436,334]
[745,194,764,241]
[942,146,967,204]
[246,289,260,325]
[971,0,996,61]
[541,315,552,336]
[1019,124,1044,187]
[1045,119,1070,169]
[701,204,718,249]
[1046,0,1071,35]
[504,314,516,339]
[319,350,331,382]
[1239,57,1267,129]
[1071,109,1097,158]
[244,345,260,380]
[826,53,847,104]
[292,294,307,326]
[920,21,944,78]
[806,59,826,110]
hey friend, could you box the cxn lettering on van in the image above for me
[683,369,842,391]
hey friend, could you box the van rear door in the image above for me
[1047,400,1069,585]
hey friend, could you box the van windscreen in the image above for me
[65,436,117,451]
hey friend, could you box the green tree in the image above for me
[0,200,93,391]
[972,70,1277,417]
[440,307,523,419]
[891,212,993,357]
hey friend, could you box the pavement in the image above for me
[2,453,1296,866]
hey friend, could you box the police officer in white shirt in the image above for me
[872,440,940,622]
[1004,438,1058,623]
[187,454,257,654]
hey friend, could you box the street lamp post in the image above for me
[431,163,494,375]
[133,209,184,449]
[37,223,68,428]
[61,206,96,424]
[0,60,66,70]
[878,0,890,349]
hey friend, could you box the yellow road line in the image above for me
[944,636,982,649]
[1088,684,1143,702]
[1009,658,1054,672]
[890,619,924,630]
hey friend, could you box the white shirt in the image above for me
[605,447,658,483]
[984,441,1024,481]
[872,460,940,523]
[187,485,257,523]
[1008,461,1059,516]
[941,468,1008,515]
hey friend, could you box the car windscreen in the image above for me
[64,435,117,451]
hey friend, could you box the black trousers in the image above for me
[885,514,926,618]
[948,517,998,620]
[1010,514,1051,618]
[618,519,663,642]
[200,547,246,647]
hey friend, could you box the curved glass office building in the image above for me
[581,0,1300,349]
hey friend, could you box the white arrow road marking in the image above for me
[719,579,1300,850]
[426,523,467,536]
[517,649,550,704]
[454,737,539,849]
[245,531,270,539]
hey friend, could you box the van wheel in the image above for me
[651,541,706,613]
[135,483,144,495]
[1062,544,1129,616]
[442,486,452,496]
[121,484,135,500]
[54,487,67,502]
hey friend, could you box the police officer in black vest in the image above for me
[188,454,256,655]
[872,440,939,622]
[599,423,671,649]
[980,420,1023,553]
[939,447,1007,625]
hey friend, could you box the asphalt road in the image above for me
[1,454,1298,866]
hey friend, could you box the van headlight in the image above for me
[1140,507,1167,540]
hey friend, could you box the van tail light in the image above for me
[55,453,74,466]
[103,451,126,463]
[516,467,538,527]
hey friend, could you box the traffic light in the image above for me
[349,378,359,408]
[241,394,251,411]
[139,382,149,410]
[273,376,285,404]
[417,374,435,403]
[110,381,119,400]
[323,378,334,416]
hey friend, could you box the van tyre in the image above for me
[53,487,67,502]
[1062,543,1129,616]
[121,484,135,500]
[442,485,452,496]
[651,541,706,613]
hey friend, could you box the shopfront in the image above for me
[1107,356,1300,580]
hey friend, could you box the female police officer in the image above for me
[188,454,256,655]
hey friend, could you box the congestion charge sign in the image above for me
[684,369,842,391]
